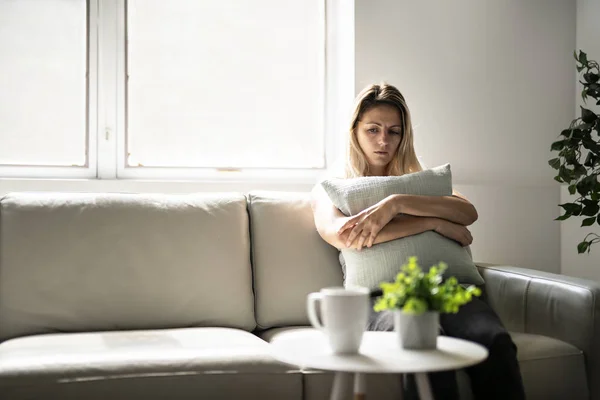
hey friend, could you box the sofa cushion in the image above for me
[0,192,256,340]
[0,327,302,400]
[321,164,452,217]
[258,327,588,400]
[513,332,588,400]
[320,164,484,290]
[248,191,343,329]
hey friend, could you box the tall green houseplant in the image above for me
[550,50,600,254]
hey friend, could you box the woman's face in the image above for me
[355,104,403,176]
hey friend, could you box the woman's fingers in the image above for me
[338,215,360,234]
[463,233,472,246]
[347,220,372,249]
[356,231,370,250]
[351,225,381,250]
[346,224,363,247]
[365,234,374,248]
[341,212,387,249]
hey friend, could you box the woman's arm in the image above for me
[393,189,478,226]
[338,188,476,249]
[344,214,437,246]
[310,184,350,249]
[339,214,473,249]
[311,184,440,250]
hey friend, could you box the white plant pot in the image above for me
[393,310,439,350]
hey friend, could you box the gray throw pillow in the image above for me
[320,164,484,290]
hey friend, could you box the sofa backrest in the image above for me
[0,192,256,341]
[248,191,343,329]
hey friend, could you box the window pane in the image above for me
[0,0,87,167]
[126,0,324,169]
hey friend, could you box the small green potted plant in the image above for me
[373,256,482,349]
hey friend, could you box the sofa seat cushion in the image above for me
[258,327,588,400]
[0,327,302,400]
[512,332,588,400]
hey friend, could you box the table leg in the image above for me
[353,372,366,400]
[415,373,434,400]
[398,373,404,400]
[330,372,351,400]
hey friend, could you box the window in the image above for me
[0,0,353,182]
[0,0,94,178]
[126,0,324,170]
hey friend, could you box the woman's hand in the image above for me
[337,195,400,250]
[338,228,360,250]
[432,218,473,247]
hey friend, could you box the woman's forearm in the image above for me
[371,214,437,245]
[392,194,478,226]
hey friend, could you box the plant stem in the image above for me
[584,233,600,242]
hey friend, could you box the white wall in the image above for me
[355,0,575,273]
[561,0,600,281]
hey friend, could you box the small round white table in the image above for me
[270,329,488,400]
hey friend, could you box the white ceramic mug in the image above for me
[306,286,370,354]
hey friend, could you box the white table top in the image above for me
[270,329,488,374]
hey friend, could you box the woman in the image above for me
[311,83,526,400]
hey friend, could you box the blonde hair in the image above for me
[344,83,423,178]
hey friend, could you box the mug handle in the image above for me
[307,292,325,331]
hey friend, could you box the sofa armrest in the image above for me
[476,262,600,399]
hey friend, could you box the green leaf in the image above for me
[580,50,588,65]
[550,140,565,151]
[584,152,595,167]
[596,214,600,225]
[582,203,600,216]
[569,128,585,139]
[584,73,600,84]
[578,175,599,197]
[548,158,561,170]
[559,166,573,182]
[582,217,596,226]
[568,184,577,195]
[577,181,590,196]
[563,149,578,164]
[582,198,597,207]
[402,297,428,315]
[587,172,598,182]
[554,175,563,183]
[581,107,598,123]
[573,164,587,179]
[582,137,597,150]
[560,129,572,137]
[555,214,571,221]
[578,241,590,254]
[559,202,582,215]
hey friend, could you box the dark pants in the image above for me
[368,297,526,400]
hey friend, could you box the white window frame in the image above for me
[1,0,354,184]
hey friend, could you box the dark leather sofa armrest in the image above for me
[476,262,600,399]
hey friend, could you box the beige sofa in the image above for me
[0,191,598,400]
